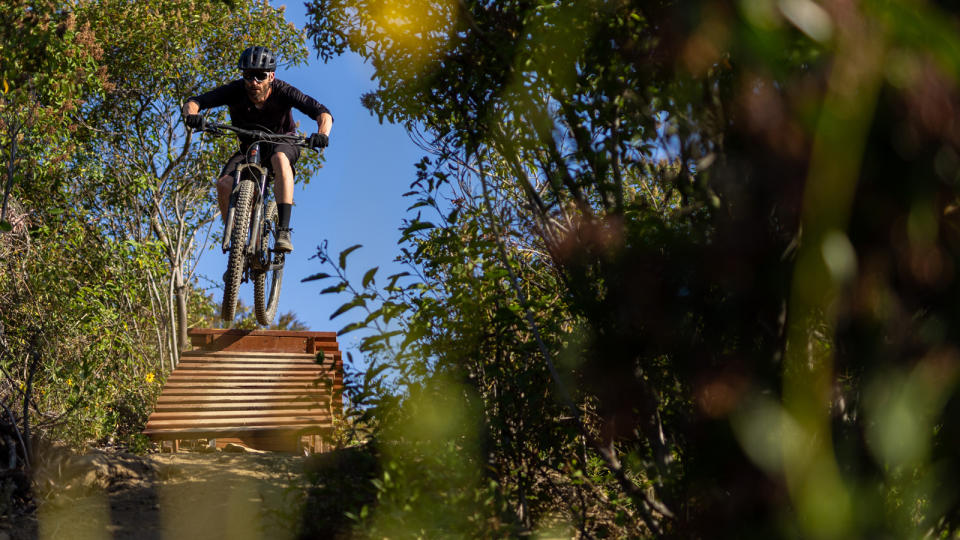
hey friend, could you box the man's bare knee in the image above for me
[271,153,290,168]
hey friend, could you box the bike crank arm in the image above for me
[267,252,285,272]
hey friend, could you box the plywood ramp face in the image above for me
[143,329,343,453]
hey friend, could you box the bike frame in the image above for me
[208,123,308,273]
[220,143,276,274]
[202,120,315,324]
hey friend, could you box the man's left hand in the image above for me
[308,133,329,149]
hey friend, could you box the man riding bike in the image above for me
[181,45,333,253]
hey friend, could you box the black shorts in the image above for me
[219,143,301,179]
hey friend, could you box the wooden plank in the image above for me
[159,392,335,400]
[170,370,329,377]
[155,401,328,411]
[157,393,330,403]
[167,374,330,380]
[169,367,326,374]
[154,399,330,413]
[179,353,340,362]
[147,416,331,429]
[167,374,325,381]
[188,328,337,339]
[143,424,331,439]
[180,351,319,359]
[159,388,334,395]
[149,408,330,420]
[156,401,329,409]
[159,396,336,405]
[177,359,323,366]
[162,385,337,392]
[168,372,328,378]
[155,403,328,411]
[168,375,327,382]
[180,353,319,359]
[164,378,331,385]
[173,362,325,370]
[158,385,335,393]
[146,423,328,435]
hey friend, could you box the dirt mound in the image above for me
[8,449,309,540]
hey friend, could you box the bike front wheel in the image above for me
[253,200,283,326]
[222,179,255,322]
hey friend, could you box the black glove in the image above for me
[185,114,206,131]
[308,132,329,149]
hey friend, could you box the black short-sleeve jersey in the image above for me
[188,79,331,145]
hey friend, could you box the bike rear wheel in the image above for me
[221,178,255,322]
[254,200,283,326]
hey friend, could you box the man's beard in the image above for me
[246,82,270,103]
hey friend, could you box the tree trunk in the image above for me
[175,267,188,358]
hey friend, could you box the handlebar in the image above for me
[202,120,314,149]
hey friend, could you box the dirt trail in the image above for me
[12,449,310,540]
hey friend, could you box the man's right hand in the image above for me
[185,114,205,131]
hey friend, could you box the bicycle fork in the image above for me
[220,169,269,254]
[221,168,243,253]
[247,174,268,256]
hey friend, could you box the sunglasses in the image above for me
[242,71,270,82]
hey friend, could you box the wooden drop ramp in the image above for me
[143,328,343,453]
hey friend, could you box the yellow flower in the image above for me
[145,373,155,384]
[66,378,73,386]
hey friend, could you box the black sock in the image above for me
[278,203,292,229]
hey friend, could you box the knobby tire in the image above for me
[221,178,255,322]
[254,200,283,326]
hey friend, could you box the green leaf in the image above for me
[403,221,435,235]
[406,200,431,211]
[339,244,362,269]
[320,282,348,294]
[338,321,365,335]
[362,266,379,288]
[364,362,391,384]
[0,221,11,232]
[330,297,366,320]
[300,272,332,282]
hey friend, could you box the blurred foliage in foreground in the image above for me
[304,0,960,537]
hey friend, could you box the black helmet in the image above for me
[238,46,276,71]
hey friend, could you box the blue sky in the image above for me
[194,2,422,353]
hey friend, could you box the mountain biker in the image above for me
[181,45,333,253]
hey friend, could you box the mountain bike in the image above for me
[201,121,317,326]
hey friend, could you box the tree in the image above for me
[306,0,960,537]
